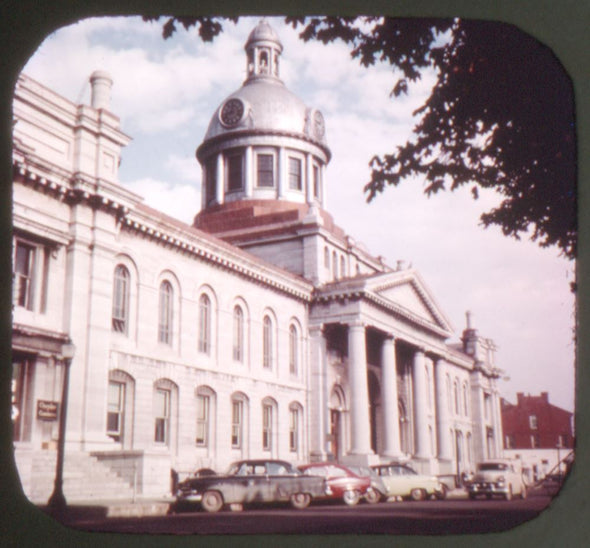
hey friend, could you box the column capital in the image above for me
[383,332,395,341]
[348,320,366,330]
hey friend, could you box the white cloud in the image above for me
[123,177,200,225]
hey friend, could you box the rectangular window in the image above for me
[227,152,243,192]
[289,408,299,452]
[14,241,35,310]
[531,434,540,448]
[262,404,272,451]
[288,157,302,190]
[107,381,125,442]
[257,153,274,187]
[231,400,242,448]
[154,388,170,444]
[12,358,32,442]
[196,394,209,446]
[313,164,320,198]
[529,415,538,430]
[484,393,492,421]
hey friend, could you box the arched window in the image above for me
[454,379,460,415]
[332,251,338,280]
[289,403,303,453]
[262,401,273,451]
[262,315,273,369]
[425,365,432,409]
[340,255,346,278]
[158,281,173,345]
[289,324,298,375]
[231,392,249,449]
[324,246,330,268]
[463,382,469,416]
[233,305,244,362]
[196,386,216,448]
[198,294,211,354]
[112,265,130,334]
[446,374,452,413]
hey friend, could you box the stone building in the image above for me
[11,20,503,500]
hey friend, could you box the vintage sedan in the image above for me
[299,463,372,506]
[174,459,326,512]
[371,463,446,501]
[468,460,527,500]
[346,465,388,503]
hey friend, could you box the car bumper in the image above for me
[177,491,203,503]
[468,483,509,496]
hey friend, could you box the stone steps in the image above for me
[28,451,136,504]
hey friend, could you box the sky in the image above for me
[20,15,576,412]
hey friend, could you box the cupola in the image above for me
[194,20,331,230]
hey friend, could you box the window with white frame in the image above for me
[313,164,320,199]
[196,393,210,447]
[107,381,125,442]
[529,414,538,430]
[256,153,274,187]
[154,387,170,444]
[288,156,302,190]
[112,265,130,334]
[289,406,300,452]
[454,379,460,415]
[11,357,32,442]
[262,315,273,369]
[332,251,338,280]
[340,255,346,278]
[324,246,330,268]
[233,305,244,362]
[289,324,298,375]
[463,382,469,416]
[198,294,211,354]
[262,403,273,451]
[226,151,243,192]
[231,399,243,448]
[158,281,173,345]
[14,240,36,310]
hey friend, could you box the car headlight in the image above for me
[496,476,506,485]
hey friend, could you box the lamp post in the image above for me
[47,341,75,518]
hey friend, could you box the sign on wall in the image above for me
[37,400,59,421]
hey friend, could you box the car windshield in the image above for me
[477,463,508,471]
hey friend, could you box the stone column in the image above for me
[308,324,328,460]
[215,153,224,205]
[348,322,372,455]
[305,153,313,204]
[381,334,401,458]
[277,147,286,199]
[434,358,453,460]
[244,146,253,197]
[412,348,430,458]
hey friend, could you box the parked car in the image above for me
[346,465,388,503]
[299,463,372,506]
[174,459,326,512]
[371,463,446,501]
[467,460,527,500]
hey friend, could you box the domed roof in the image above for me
[245,19,282,50]
[198,21,329,157]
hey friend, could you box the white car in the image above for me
[371,464,446,501]
[468,460,527,500]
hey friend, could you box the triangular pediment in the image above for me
[367,270,453,334]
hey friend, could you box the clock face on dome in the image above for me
[220,98,245,127]
[313,110,325,139]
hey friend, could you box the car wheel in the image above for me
[505,486,513,501]
[521,485,528,499]
[365,488,381,504]
[342,489,361,506]
[434,485,448,500]
[410,488,427,501]
[290,492,311,510]
[201,490,224,513]
[468,493,477,500]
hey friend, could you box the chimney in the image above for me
[90,70,113,110]
[466,310,473,329]
[541,391,549,403]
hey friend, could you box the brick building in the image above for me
[501,392,574,481]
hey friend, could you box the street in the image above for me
[65,489,553,536]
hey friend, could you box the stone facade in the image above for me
[11,21,504,499]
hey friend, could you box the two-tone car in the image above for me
[371,463,446,501]
[468,460,527,500]
[299,462,372,506]
[174,459,327,512]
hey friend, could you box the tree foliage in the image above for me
[147,16,577,260]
